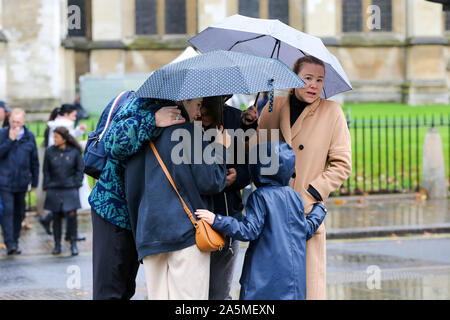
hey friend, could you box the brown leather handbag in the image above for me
[150,141,225,252]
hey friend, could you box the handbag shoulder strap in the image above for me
[149,141,198,228]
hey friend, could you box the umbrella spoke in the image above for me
[228,34,267,51]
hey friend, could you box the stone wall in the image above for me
[1,0,76,114]
[0,0,449,113]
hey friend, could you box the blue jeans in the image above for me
[0,191,26,250]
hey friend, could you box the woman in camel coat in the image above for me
[257,55,352,299]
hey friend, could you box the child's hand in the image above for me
[195,209,216,225]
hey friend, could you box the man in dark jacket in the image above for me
[0,108,39,255]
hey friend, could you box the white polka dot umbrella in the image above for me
[135,50,305,105]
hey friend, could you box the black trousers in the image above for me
[0,191,26,250]
[91,209,140,300]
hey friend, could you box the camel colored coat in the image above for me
[257,95,352,299]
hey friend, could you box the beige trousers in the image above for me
[306,222,327,300]
[142,244,210,300]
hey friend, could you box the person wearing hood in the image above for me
[196,141,327,300]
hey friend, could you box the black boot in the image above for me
[70,239,79,256]
[39,213,53,235]
[52,242,61,255]
[67,211,79,256]
[52,214,62,255]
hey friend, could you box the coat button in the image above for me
[299,145,304,150]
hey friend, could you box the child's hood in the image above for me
[249,141,295,188]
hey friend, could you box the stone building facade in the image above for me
[0,0,449,115]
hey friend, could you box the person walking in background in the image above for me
[46,104,86,146]
[257,55,352,299]
[43,127,84,256]
[40,104,90,237]
[0,108,39,255]
[0,101,10,128]
[196,142,327,300]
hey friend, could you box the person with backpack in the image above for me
[195,142,327,299]
[87,92,186,300]
[43,127,84,256]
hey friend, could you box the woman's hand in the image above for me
[155,106,186,127]
[195,209,216,225]
[241,105,258,126]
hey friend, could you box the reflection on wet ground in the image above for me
[324,198,450,230]
[1,197,450,300]
[326,236,450,300]
[229,235,450,300]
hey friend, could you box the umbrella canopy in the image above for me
[189,14,352,99]
[135,50,305,102]
[169,46,199,64]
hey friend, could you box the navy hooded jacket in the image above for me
[125,105,227,261]
[0,126,39,193]
[212,142,327,300]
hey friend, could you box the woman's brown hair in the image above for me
[292,55,325,75]
[53,126,82,153]
[201,96,224,128]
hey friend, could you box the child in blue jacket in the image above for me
[196,141,327,300]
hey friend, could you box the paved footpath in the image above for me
[1,196,449,300]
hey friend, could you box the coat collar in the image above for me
[279,97,323,144]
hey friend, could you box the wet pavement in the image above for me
[325,196,450,238]
[1,196,449,300]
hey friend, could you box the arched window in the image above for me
[269,0,289,24]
